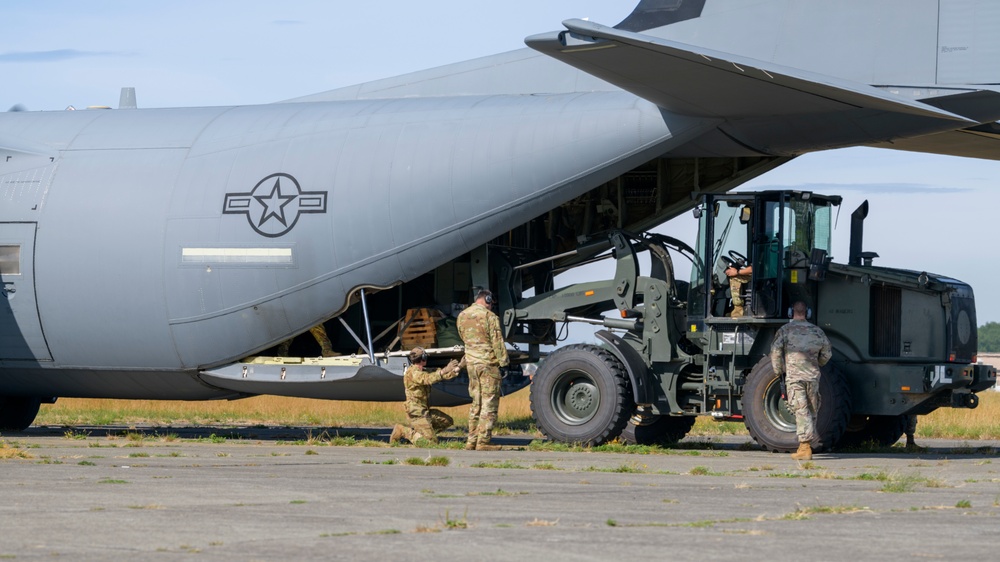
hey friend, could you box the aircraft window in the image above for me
[0,245,20,275]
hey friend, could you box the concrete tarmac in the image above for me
[1,427,998,561]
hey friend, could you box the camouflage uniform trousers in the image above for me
[466,362,502,447]
[786,379,821,443]
[728,274,750,316]
[277,324,335,357]
[400,409,454,444]
[905,414,918,447]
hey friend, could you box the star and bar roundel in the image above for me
[223,173,328,238]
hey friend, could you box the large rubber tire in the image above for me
[530,344,632,446]
[0,397,41,431]
[742,358,851,453]
[621,415,696,446]
[836,415,908,449]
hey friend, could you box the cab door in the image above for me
[0,223,51,361]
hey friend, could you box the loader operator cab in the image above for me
[689,191,840,322]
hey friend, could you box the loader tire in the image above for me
[530,344,632,446]
[836,415,909,449]
[621,415,695,446]
[743,358,851,453]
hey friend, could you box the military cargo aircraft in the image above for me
[2,0,999,430]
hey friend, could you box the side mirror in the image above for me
[692,206,702,219]
[739,206,751,225]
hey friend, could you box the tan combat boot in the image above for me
[389,424,405,445]
[790,442,812,461]
[730,305,744,318]
[464,439,477,451]
[476,443,502,451]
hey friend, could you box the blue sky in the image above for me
[3,1,998,324]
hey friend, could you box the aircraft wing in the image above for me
[526,19,971,123]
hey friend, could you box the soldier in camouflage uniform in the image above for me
[770,301,832,461]
[389,347,463,445]
[277,324,337,357]
[725,264,752,317]
[456,289,509,451]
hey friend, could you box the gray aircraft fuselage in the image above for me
[2,0,999,405]
[1,93,699,398]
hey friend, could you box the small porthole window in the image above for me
[0,245,21,275]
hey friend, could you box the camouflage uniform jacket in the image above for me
[403,364,457,419]
[769,319,832,383]
[457,303,509,367]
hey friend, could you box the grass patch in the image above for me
[441,509,470,530]
[782,505,867,520]
[585,463,647,474]
[766,472,807,479]
[0,440,33,460]
[404,456,450,466]
[956,499,972,508]
[880,473,926,493]
[421,489,461,498]
[854,471,891,482]
[470,460,527,469]
[689,466,725,476]
[848,470,936,491]
[98,478,128,484]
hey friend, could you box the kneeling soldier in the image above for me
[390,347,464,445]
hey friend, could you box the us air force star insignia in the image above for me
[223,173,328,238]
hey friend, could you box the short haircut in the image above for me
[792,301,808,315]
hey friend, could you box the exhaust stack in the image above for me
[849,200,869,266]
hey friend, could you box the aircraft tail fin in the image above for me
[526,19,972,124]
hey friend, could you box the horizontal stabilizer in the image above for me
[869,124,1000,162]
[526,19,972,124]
[918,89,1000,124]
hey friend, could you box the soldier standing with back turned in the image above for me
[457,288,509,451]
[770,301,832,461]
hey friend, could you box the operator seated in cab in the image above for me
[725,263,752,317]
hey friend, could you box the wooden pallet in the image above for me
[399,308,443,349]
